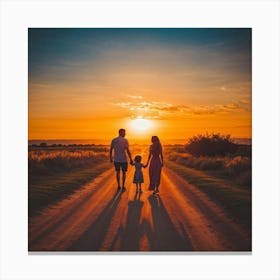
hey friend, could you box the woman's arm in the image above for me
[160,147,164,167]
[146,152,151,166]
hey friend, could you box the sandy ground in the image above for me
[28,164,251,252]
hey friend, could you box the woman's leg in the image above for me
[155,182,160,193]
[154,159,161,193]
[149,159,155,190]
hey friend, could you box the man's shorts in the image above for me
[114,162,128,172]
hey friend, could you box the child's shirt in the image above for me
[134,162,144,173]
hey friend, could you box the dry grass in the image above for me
[29,147,108,174]
[165,161,251,230]
[28,146,111,216]
[165,145,251,188]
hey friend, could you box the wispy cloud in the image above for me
[127,95,143,99]
[112,99,249,119]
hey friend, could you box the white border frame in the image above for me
[1,0,279,279]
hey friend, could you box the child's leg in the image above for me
[139,183,142,192]
[136,183,139,192]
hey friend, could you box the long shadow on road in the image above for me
[69,190,123,251]
[112,194,193,251]
[110,192,152,251]
[69,192,193,251]
[148,195,193,251]
[119,193,144,251]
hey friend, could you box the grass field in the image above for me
[29,143,251,231]
[165,144,251,230]
[166,161,251,230]
[165,144,251,188]
[28,144,149,216]
[28,145,111,216]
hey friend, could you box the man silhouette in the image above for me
[110,128,133,191]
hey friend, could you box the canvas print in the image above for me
[28,28,251,251]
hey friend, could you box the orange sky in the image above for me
[29,28,251,142]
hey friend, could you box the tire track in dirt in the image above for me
[29,161,251,251]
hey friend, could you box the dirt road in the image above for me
[28,164,251,251]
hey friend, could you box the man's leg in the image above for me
[121,162,128,190]
[122,170,126,189]
[116,170,121,189]
[114,162,121,190]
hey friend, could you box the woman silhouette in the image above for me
[146,136,164,194]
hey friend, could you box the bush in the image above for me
[185,133,238,156]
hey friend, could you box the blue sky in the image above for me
[29,28,251,82]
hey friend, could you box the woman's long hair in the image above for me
[151,136,162,153]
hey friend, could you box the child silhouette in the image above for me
[132,155,147,193]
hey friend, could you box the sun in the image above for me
[130,117,152,132]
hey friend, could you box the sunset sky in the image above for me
[28,28,251,143]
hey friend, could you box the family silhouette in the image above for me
[109,128,164,195]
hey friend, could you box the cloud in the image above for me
[112,101,189,113]
[113,102,132,108]
[217,104,240,111]
[112,99,248,120]
[127,95,143,99]
[218,81,251,95]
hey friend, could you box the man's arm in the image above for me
[126,147,133,165]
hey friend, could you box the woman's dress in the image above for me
[148,145,162,190]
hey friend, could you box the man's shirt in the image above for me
[110,136,129,163]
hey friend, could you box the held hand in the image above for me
[161,162,164,167]
[110,158,113,163]
[130,159,134,165]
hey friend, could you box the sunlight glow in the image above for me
[28,29,252,140]
[130,117,153,132]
